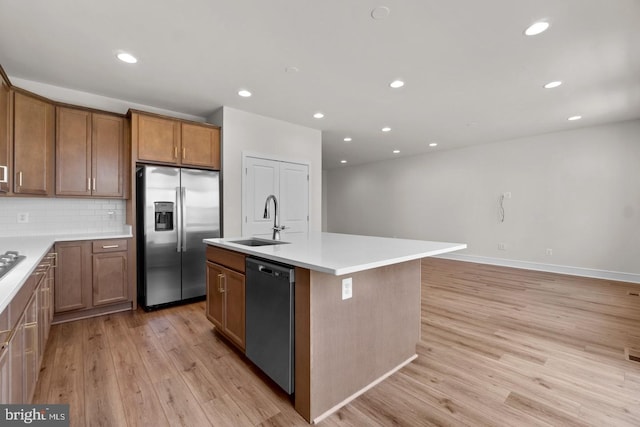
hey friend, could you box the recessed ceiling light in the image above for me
[285,66,300,73]
[313,112,324,119]
[429,142,438,147]
[393,150,400,154]
[524,21,550,36]
[116,52,137,64]
[568,115,582,121]
[238,89,252,97]
[390,80,404,89]
[343,137,352,142]
[544,81,562,89]
[382,127,391,132]
[340,160,348,164]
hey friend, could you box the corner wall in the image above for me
[209,107,322,237]
[325,120,640,280]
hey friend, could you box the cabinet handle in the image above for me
[102,245,119,249]
[87,178,91,191]
[46,252,58,268]
[182,147,186,160]
[0,327,15,350]
[0,165,7,184]
[174,146,178,159]
[217,273,225,293]
[92,178,96,191]
[18,171,23,187]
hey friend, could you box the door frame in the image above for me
[241,151,310,237]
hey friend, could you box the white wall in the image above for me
[208,107,322,237]
[325,120,640,279]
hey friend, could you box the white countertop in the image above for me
[0,227,133,313]
[204,232,467,276]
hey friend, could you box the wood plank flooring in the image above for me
[33,259,640,426]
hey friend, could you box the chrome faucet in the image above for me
[263,194,285,240]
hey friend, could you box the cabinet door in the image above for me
[0,344,9,403]
[92,252,128,306]
[181,123,220,169]
[56,107,92,196]
[23,292,38,403]
[135,113,180,164]
[13,91,54,195]
[223,268,246,350]
[54,241,92,313]
[9,312,24,403]
[0,74,10,194]
[206,262,224,330]
[92,113,124,197]
[0,306,9,402]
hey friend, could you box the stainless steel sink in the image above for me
[230,238,289,247]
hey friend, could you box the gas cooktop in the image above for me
[0,251,26,280]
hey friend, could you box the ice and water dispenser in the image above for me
[154,202,174,231]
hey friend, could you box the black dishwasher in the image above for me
[245,257,295,394]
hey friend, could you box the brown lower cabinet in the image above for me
[0,249,55,403]
[206,247,246,350]
[54,239,129,321]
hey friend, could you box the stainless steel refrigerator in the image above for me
[136,165,220,309]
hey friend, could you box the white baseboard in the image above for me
[435,253,640,284]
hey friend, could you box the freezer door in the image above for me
[143,166,182,306]
[180,168,220,299]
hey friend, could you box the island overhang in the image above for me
[203,232,466,275]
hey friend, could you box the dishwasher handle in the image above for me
[258,265,274,275]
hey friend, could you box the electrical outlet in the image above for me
[498,243,506,251]
[546,248,553,256]
[17,212,29,223]
[342,277,353,300]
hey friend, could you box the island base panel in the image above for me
[295,260,421,422]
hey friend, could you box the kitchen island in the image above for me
[204,232,466,423]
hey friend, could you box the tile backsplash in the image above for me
[0,198,126,237]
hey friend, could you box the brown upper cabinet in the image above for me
[132,111,220,169]
[0,68,10,195]
[56,106,126,197]
[13,90,55,196]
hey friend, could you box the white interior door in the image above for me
[279,162,309,234]
[243,156,309,238]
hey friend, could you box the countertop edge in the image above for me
[204,237,467,276]
[0,230,134,314]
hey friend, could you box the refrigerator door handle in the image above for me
[181,187,187,252]
[176,187,182,252]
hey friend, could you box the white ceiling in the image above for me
[1,0,639,169]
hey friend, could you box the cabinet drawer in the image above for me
[206,246,245,273]
[92,239,128,253]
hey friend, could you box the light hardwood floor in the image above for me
[33,259,640,426]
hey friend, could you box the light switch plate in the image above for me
[17,212,29,223]
[342,277,353,300]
